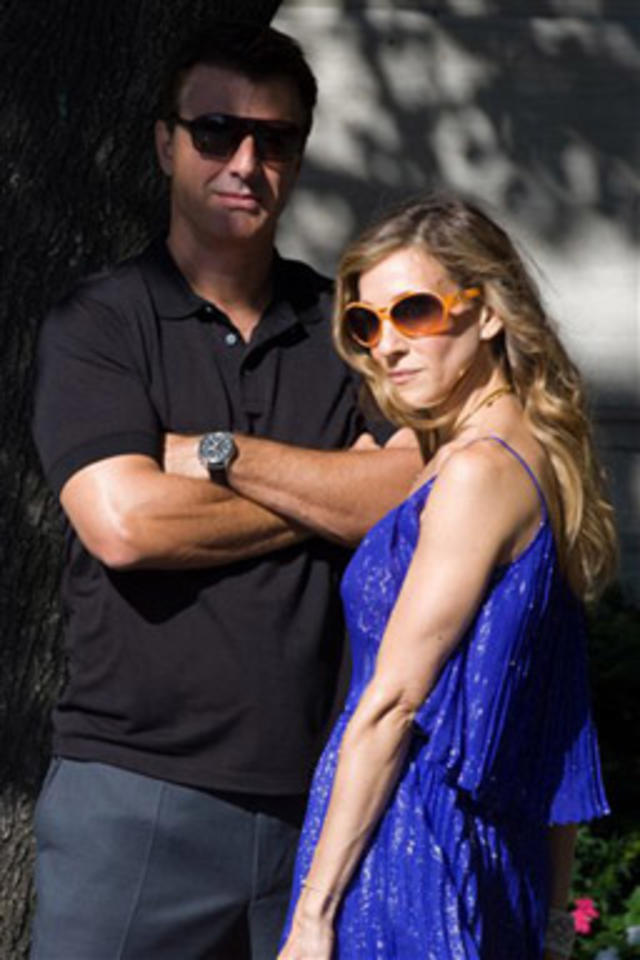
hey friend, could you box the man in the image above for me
[31,23,418,960]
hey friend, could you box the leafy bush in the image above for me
[571,827,640,958]
[568,589,640,959]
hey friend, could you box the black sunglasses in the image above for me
[170,112,304,163]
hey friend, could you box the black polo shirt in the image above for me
[32,240,381,794]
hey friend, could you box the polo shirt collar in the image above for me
[138,238,324,336]
[138,239,205,319]
[261,253,324,337]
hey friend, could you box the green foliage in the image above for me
[569,589,640,959]
[571,826,640,958]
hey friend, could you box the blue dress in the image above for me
[282,438,609,959]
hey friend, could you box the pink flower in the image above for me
[572,897,600,934]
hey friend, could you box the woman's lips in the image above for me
[388,369,419,384]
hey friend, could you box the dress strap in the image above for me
[462,434,549,520]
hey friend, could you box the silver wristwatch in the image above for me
[197,431,237,477]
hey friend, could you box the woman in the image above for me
[278,195,616,959]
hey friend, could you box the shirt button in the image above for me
[202,304,214,316]
[224,331,238,346]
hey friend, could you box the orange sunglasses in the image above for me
[343,287,481,348]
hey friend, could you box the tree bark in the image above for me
[0,2,281,955]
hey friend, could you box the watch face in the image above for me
[199,432,235,470]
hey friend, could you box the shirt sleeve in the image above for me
[32,291,161,496]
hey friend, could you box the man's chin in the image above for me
[205,208,272,241]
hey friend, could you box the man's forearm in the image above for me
[229,435,419,544]
[124,474,309,569]
[61,455,308,571]
[165,431,421,546]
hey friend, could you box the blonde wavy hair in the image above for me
[333,193,617,601]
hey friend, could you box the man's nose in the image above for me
[227,133,260,176]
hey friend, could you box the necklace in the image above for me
[454,385,513,434]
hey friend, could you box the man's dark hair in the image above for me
[159,22,318,141]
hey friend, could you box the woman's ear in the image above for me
[478,305,504,341]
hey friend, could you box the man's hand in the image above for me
[351,432,380,451]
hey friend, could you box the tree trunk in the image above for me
[0,2,281,954]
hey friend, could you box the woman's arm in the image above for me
[279,443,541,958]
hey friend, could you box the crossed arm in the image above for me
[60,429,421,570]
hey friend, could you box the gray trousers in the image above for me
[30,758,305,960]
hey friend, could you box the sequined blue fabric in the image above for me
[282,439,609,958]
